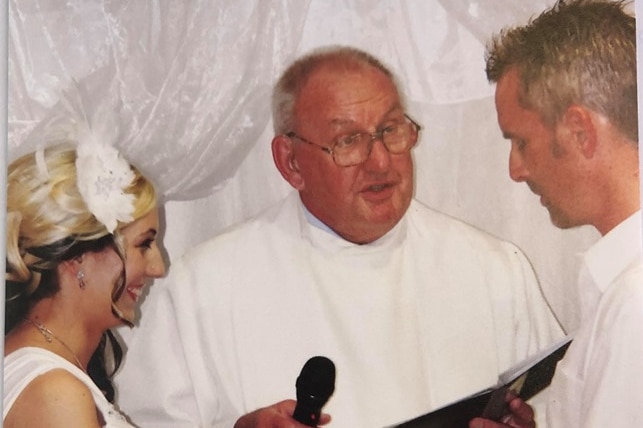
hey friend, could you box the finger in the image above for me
[316,413,332,426]
[469,417,503,428]
[277,399,298,413]
[508,397,534,424]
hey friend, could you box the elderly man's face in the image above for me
[291,64,414,244]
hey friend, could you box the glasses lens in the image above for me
[334,134,370,166]
[383,123,418,154]
[332,119,420,166]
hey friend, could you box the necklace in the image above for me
[24,318,87,372]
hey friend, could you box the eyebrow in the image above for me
[139,228,158,238]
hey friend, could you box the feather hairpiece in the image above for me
[62,81,136,234]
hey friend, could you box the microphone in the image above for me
[293,356,336,426]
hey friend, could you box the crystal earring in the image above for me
[76,270,86,289]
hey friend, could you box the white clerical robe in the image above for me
[116,193,562,427]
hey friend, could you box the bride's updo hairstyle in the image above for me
[5,142,156,401]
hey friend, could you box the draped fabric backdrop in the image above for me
[8,0,619,334]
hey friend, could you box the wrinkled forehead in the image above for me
[295,65,403,125]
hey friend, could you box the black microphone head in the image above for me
[296,356,336,401]
[294,356,336,425]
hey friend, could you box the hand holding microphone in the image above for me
[293,356,336,427]
[234,356,335,428]
[234,400,330,428]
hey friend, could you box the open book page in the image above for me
[482,334,573,420]
[390,334,573,428]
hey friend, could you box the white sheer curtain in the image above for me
[9,0,310,200]
[8,0,605,331]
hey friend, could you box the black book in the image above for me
[390,335,573,428]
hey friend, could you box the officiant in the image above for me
[115,45,563,428]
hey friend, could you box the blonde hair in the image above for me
[6,143,156,300]
[485,0,637,143]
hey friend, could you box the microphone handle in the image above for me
[293,394,323,427]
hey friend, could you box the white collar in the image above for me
[302,202,339,237]
[296,195,407,251]
[583,210,642,292]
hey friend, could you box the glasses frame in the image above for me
[286,114,422,167]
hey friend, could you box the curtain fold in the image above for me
[9,0,311,200]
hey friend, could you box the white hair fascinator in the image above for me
[65,84,136,234]
[16,64,138,235]
[75,130,136,234]
[32,79,137,234]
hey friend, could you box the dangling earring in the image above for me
[76,270,86,289]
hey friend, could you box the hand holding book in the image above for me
[391,335,572,428]
[470,391,535,428]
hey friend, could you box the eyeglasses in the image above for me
[286,114,422,167]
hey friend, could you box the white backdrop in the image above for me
[7,0,617,334]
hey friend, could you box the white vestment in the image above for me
[116,193,562,427]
